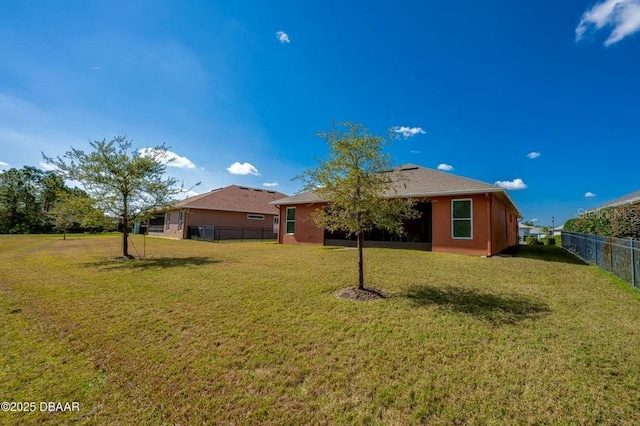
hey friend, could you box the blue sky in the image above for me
[1,0,639,227]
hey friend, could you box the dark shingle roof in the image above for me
[175,185,288,215]
[597,189,640,209]
[273,164,503,201]
[272,164,521,216]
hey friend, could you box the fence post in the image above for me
[609,237,613,274]
[631,238,637,288]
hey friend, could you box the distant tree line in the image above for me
[0,166,113,234]
[564,206,640,239]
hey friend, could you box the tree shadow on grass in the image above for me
[505,245,587,265]
[85,256,222,271]
[403,285,551,325]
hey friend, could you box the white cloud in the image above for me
[392,126,425,138]
[263,182,279,187]
[276,31,290,43]
[576,0,640,46]
[437,163,454,171]
[139,148,196,168]
[526,151,541,159]
[39,161,58,171]
[531,218,538,222]
[495,178,528,190]
[227,162,259,176]
[585,191,597,197]
[0,161,9,168]
[410,150,420,154]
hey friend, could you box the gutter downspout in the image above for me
[486,193,493,256]
[274,204,282,244]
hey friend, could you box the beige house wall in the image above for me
[150,209,278,239]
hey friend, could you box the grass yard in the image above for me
[1,234,639,425]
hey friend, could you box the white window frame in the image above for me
[451,199,473,240]
[165,212,170,230]
[285,207,296,234]
[178,210,184,231]
[247,214,265,220]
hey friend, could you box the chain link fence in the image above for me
[561,231,638,288]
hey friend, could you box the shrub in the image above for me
[526,236,541,245]
[568,206,640,239]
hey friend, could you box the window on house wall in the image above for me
[452,199,472,239]
[285,207,296,234]
[165,212,170,230]
[247,214,265,220]
[178,211,184,231]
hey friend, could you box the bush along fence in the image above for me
[561,231,639,289]
[187,225,276,242]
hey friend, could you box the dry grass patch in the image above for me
[0,235,639,424]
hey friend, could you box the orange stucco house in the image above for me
[148,185,288,240]
[271,165,521,256]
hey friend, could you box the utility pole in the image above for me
[551,216,555,236]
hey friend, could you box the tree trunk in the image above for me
[122,194,129,258]
[122,216,129,258]
[357,230,364,289]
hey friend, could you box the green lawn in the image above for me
[1,234,639,425]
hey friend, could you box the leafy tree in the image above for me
[48,191,81,240]
[49,190,108,239]
[297,122,418,290]
[522,220,535,227]
[43,137,196,258]
[40,172,65,214]
[0,166,64,233]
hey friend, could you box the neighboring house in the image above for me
[518,223,533,241]
[271,164,521,256]
[597,189,640,210]
[529,227,546,240]
[148,185,288,239]
[552,225,563,236]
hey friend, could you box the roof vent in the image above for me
[401,166,419,171]
[267,190,276,194]
[239,186,249,190]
